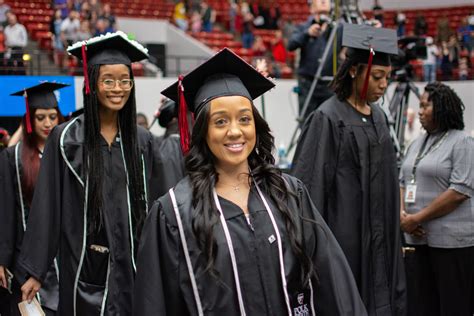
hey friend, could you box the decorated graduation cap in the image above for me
[157,99,178,128]
[67,31,149,95]
[10,82,69,134]
[161,47,275,154]
[342,24,398,100]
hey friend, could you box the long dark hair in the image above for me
[21,107,65,205]
[425,82,464,132]
[83,64,146,238]
[185,102,314,285]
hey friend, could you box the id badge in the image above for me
[405,183,417,203]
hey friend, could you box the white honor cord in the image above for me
[253,180,293,316]
[212,190,247,316]
[169,189,204,316]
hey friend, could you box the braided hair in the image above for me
[83,64,146,238]
[424,82,465,132]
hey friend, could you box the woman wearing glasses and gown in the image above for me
[15,32,161,315]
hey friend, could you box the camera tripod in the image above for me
[286,0,364,156]
[383,71,421,159]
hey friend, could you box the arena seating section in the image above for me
[5,0,474,79]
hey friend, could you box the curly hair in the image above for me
[185,101,315,286]
[424,82,465,132]
[330,53,365,101]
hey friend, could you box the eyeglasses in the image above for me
[100,79,134,91]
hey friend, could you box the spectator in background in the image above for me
[4,13,27,75]
[458,17,473,54]
[372,0,384,26]
[469,9,474,26]
[458,55,470,80]
[71,0,82,12]
[265,0,281,30]
[395,11,406,37]
[173,0,188,31]
[100,3,117,32]
[51,9,64,69]
[241,11,254,49]
[414,12,428,36]
[54,0,68,19]
[76,19,92,41]
[80,1,92,21]
[0,25,5,74]
[440,41,453,80]
[190,10,202,33]
[94,18,109,36]
[252,35,267,57]
[447,34,460,66]
[423,36,439,82]
[89,0,102,15]
[60,9,80,47]
[0,0,10,27]
[436,13,453,44]
[201,1,215,33]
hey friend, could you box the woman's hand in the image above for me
[0,266,6,288]
[21,277,41,303]
[400,211,424,235]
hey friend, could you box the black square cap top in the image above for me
[161,48,275,116]
[10,82,70,109]
[67,31,149,65]
[343,24,398,66]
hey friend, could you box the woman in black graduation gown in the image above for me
[0,82,67,315]
[16,32,160,315]
[134,48,366,315]
[292,24,407,315]
[151,99,186,198]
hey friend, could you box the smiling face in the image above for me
[96,64,132,113]
[351,64,391,103]
[33,108,59,142]
[206,95,256,173]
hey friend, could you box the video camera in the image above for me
[391,36,428,81]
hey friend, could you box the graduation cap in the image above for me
[157,99,178,128]
[10,82,70,134]
[161,47,275,154]
[67,31,149,95]
[342,24,398,100]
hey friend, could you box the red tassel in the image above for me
[24,91,32,134]
[81,44,90,95]
[360,47,375,100]
[178,75,191,155]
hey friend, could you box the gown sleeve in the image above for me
[297,180,367,316]
[291,110,341,219]
[0,149,16,267]
[134,199,187,315]
[16,128,63,284]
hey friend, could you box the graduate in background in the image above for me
[292,24,407,315]
[16,32,160,315]
[134,48,366,315]
[151,98,186,198]
[0,82,68,316]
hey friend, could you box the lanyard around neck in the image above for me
[411,131,449,181]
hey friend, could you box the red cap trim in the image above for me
[178,75,191,155]
[360,47,375,100]
[81,44,91,95]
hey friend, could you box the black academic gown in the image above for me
[0,143,59,315]
[134,174,367,315]
[15,115,160,315]
[150,129,185,198]
[292,96,406,315]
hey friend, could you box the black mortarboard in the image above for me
[10,82,69,134]
[343,24,398,66]
[67,31,149,65]
[161,47,275,154]
[342,24,398,99]
[67,31,149,94]
[158,100,178,128]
